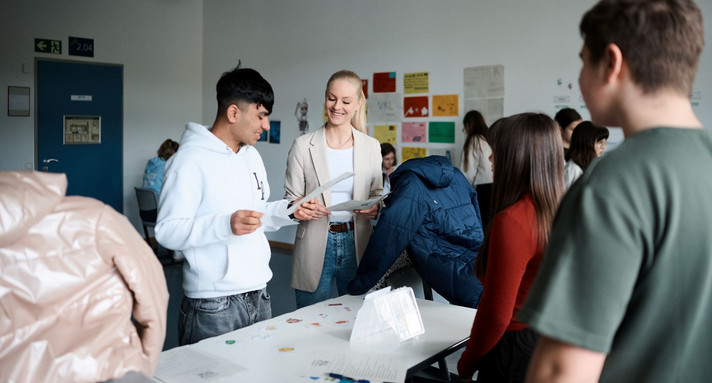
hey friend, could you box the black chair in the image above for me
[134,187,159,243]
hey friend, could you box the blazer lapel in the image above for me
[309,125,332,206]
[352,128,366,201]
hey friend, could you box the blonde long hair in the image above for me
[325,70,367,133]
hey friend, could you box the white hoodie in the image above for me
[156,123,289,298]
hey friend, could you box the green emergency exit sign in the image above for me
[35,38,62,54]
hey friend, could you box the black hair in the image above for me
[554,108,582,130]
[216,62,274,117]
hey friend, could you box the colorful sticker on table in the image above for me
[334,320,349,325]
[402,121,427,143]
[216,339,242,345]
[261,325,278,331]
[428,121,456,144]
[373,124,397,144]
[327,303,343,307]
[306,322,323,329]
[404,96,429,118]
[402,147,427,162]
[278,346,295,353]
[252,334,273,341]
[432,94,459,117]
[286,318,302,324]
[316,313,329,319]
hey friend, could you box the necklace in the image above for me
[327,134,353,149]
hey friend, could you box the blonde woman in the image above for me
[285,70,383,308]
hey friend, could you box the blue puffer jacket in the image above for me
[347,156,484,308]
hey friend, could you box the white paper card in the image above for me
[154,348,245,382]
[350,287,425,346]
[327,193,389,211]
[287,172,354,215]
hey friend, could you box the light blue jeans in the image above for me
[295,230,357,308]
[178,288,271,346]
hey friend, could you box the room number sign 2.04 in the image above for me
[69,36,94,57]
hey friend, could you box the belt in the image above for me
[329,221,355,233]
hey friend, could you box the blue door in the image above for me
[36,59,123,212]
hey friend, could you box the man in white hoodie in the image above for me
[156,64,315,345]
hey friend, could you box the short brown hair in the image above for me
[157,139,179,160]
[580,0,704,95]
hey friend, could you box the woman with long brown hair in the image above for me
[460,110,494,225]
[458,113,565,383]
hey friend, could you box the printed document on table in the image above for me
[154,348,245,382]
[286,172,355,215]
[302,352,408,383]
[328,193,389,211]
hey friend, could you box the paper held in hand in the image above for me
[328,193,389,212]
[286,172,355,216]
[350,287,425,346]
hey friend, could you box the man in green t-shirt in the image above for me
[520,1,709,382]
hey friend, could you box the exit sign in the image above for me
[35,38,62,54]
[69,36,94,57]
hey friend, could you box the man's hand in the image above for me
[292,198,318,221]
[230,209,265,235]
[354,202,379,220]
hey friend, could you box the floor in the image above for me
[160,246,466,380]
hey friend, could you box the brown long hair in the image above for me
[461,110,489,173]
[474,113,565,280]
[325,70,367,133]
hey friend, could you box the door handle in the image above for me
[43,158,59,164]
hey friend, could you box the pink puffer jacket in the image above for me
[0,171,168,383]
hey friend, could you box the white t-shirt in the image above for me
[327,147,354,223]
[564,159,584,189]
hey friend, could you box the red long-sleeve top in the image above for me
[457,193,543,381]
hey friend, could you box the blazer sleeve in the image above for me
[284,139,307,201]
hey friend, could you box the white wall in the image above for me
[0,0,203,231]
[2,0,711,240]
[203,0,712,243]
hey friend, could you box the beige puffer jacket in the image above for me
[0,171,168,383]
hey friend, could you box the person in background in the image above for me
[156,64,316,346]
[459,110,494,226]
[380,142,397,195]
[554,107,582,158]
[457,113,565,383]
[564,121,609,188]
[348,155,484,308]
[285,70,383,309]
[142,138,179,196]
[521,1,711,382]
[0,171,168,383]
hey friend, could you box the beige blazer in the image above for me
[284,125,383,292]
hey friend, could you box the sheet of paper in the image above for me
[328,193,388,212]
[154,348,245,383]
[287,172,354,215]
[302,351,408,383]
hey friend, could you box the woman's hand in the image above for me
[354,203,379,220]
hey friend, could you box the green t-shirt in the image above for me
[520,128,712,382]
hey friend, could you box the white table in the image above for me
[155,295,476,383]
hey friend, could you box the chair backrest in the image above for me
[134,187,158,224]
